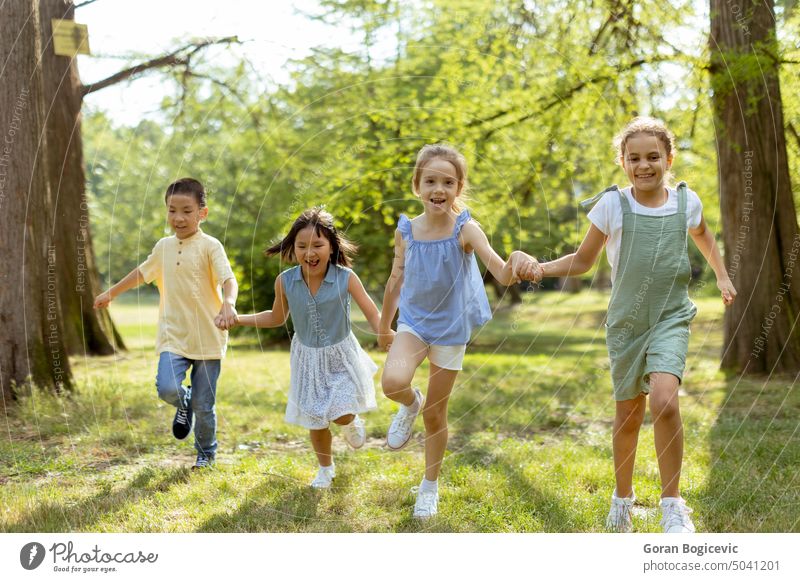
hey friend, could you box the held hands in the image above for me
[215,301,238,331]
[93,291,113,310]
[718,278,737,306]
[378,328,396,352]
[510,251,544,283]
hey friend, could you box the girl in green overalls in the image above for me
[513,117,736,532]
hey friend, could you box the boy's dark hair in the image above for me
[265,207,356,268]
[164,178,207,208]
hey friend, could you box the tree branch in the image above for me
[81,36,239,97]
[475,55,677,139]
[75,0,100,8]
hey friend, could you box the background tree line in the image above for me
[2,0,799,399]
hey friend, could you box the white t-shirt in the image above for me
[587,186,703,282]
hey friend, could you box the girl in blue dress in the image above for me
[236,208,387,489]
[378,143,532,518]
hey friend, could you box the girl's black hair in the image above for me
[265,207,357,267]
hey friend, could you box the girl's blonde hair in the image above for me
[411,143,469,213]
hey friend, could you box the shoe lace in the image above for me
[661,501,693,527]
[608,498,633,528]
[411,486,437,509]
[390,408,415,435]
[195,454,210,467]
[175,408,189,425]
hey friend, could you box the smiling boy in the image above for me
[94,178,237,469]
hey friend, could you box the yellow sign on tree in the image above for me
[51,19,90,57]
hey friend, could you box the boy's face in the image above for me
[294,225,332,278]
[167,193,207,239]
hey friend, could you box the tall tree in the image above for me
[1,0,73,400]
[710,0,800,373]
[39,0,122,355]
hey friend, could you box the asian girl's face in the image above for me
[416,158,463,214]
[620,133,673,195]
[167,194,207,239]
[294,225,332,277]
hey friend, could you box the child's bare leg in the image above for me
[332,414,355,426]
[612,394,646,497]
[422,363,458,481]
[382,332,428,406]
[310,427,333,467]
[648,372,683,498]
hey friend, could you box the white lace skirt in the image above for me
[285,331,378,429]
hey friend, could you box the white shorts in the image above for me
[396,324,467,371]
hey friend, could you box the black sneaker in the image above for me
[172,391,193,440]
[192,452,215,470]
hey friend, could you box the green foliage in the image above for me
[84,0,798,332]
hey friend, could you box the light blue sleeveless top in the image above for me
[281,264,352,348]
[397,210,492,345]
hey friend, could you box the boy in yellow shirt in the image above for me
[94,178,237,469]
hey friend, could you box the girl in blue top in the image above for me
[378,143,530,518]
[235,208,387,489]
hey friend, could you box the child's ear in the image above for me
[199,207,209,221]
[666,153,674,168]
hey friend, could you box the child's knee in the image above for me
[155,378,181,404]
[650,395,679,421]
[382,369,410,397]
[332,414,354,426]
[422,405,447,432]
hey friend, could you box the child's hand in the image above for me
[718,278,737,306]
[93,291,112,309]
[216,302,238,330]
[510,251,543,283]
[378,329,395,351]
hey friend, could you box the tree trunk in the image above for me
[39,0,123,355]
[1,0,72,399]
[710,0,800,373]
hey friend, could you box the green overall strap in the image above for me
[676,181,687,214]
[580,184,619,211]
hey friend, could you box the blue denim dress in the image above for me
[397,210,492,346]
[280,264,378,428]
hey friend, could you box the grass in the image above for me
[1,290,798,532]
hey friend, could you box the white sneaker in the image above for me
[310,463,336,489]
[606,490,635,532]
[660,497,696,533]
[386,389,422,450]
[342,415,366,449]
[412,486,438,519]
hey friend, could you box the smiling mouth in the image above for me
[636,173,655,179]
[431,198,446,206]
[305,258,320,267]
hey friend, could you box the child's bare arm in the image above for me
[460,221,522,286]
[93,267,145,309]
[689,215,736,305]
[348,271,382,335]
[235,276,290,328]
[215,277,239,330]
[378,229,405,350]
[541,224,607,278]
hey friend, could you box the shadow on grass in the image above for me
[4,466,192,532]
[197,474,328,532]
[703,371,800,532]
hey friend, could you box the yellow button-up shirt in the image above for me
[138,229,235,359]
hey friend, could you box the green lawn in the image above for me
[2,290,798,532]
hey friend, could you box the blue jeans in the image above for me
[155,351,221,456]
